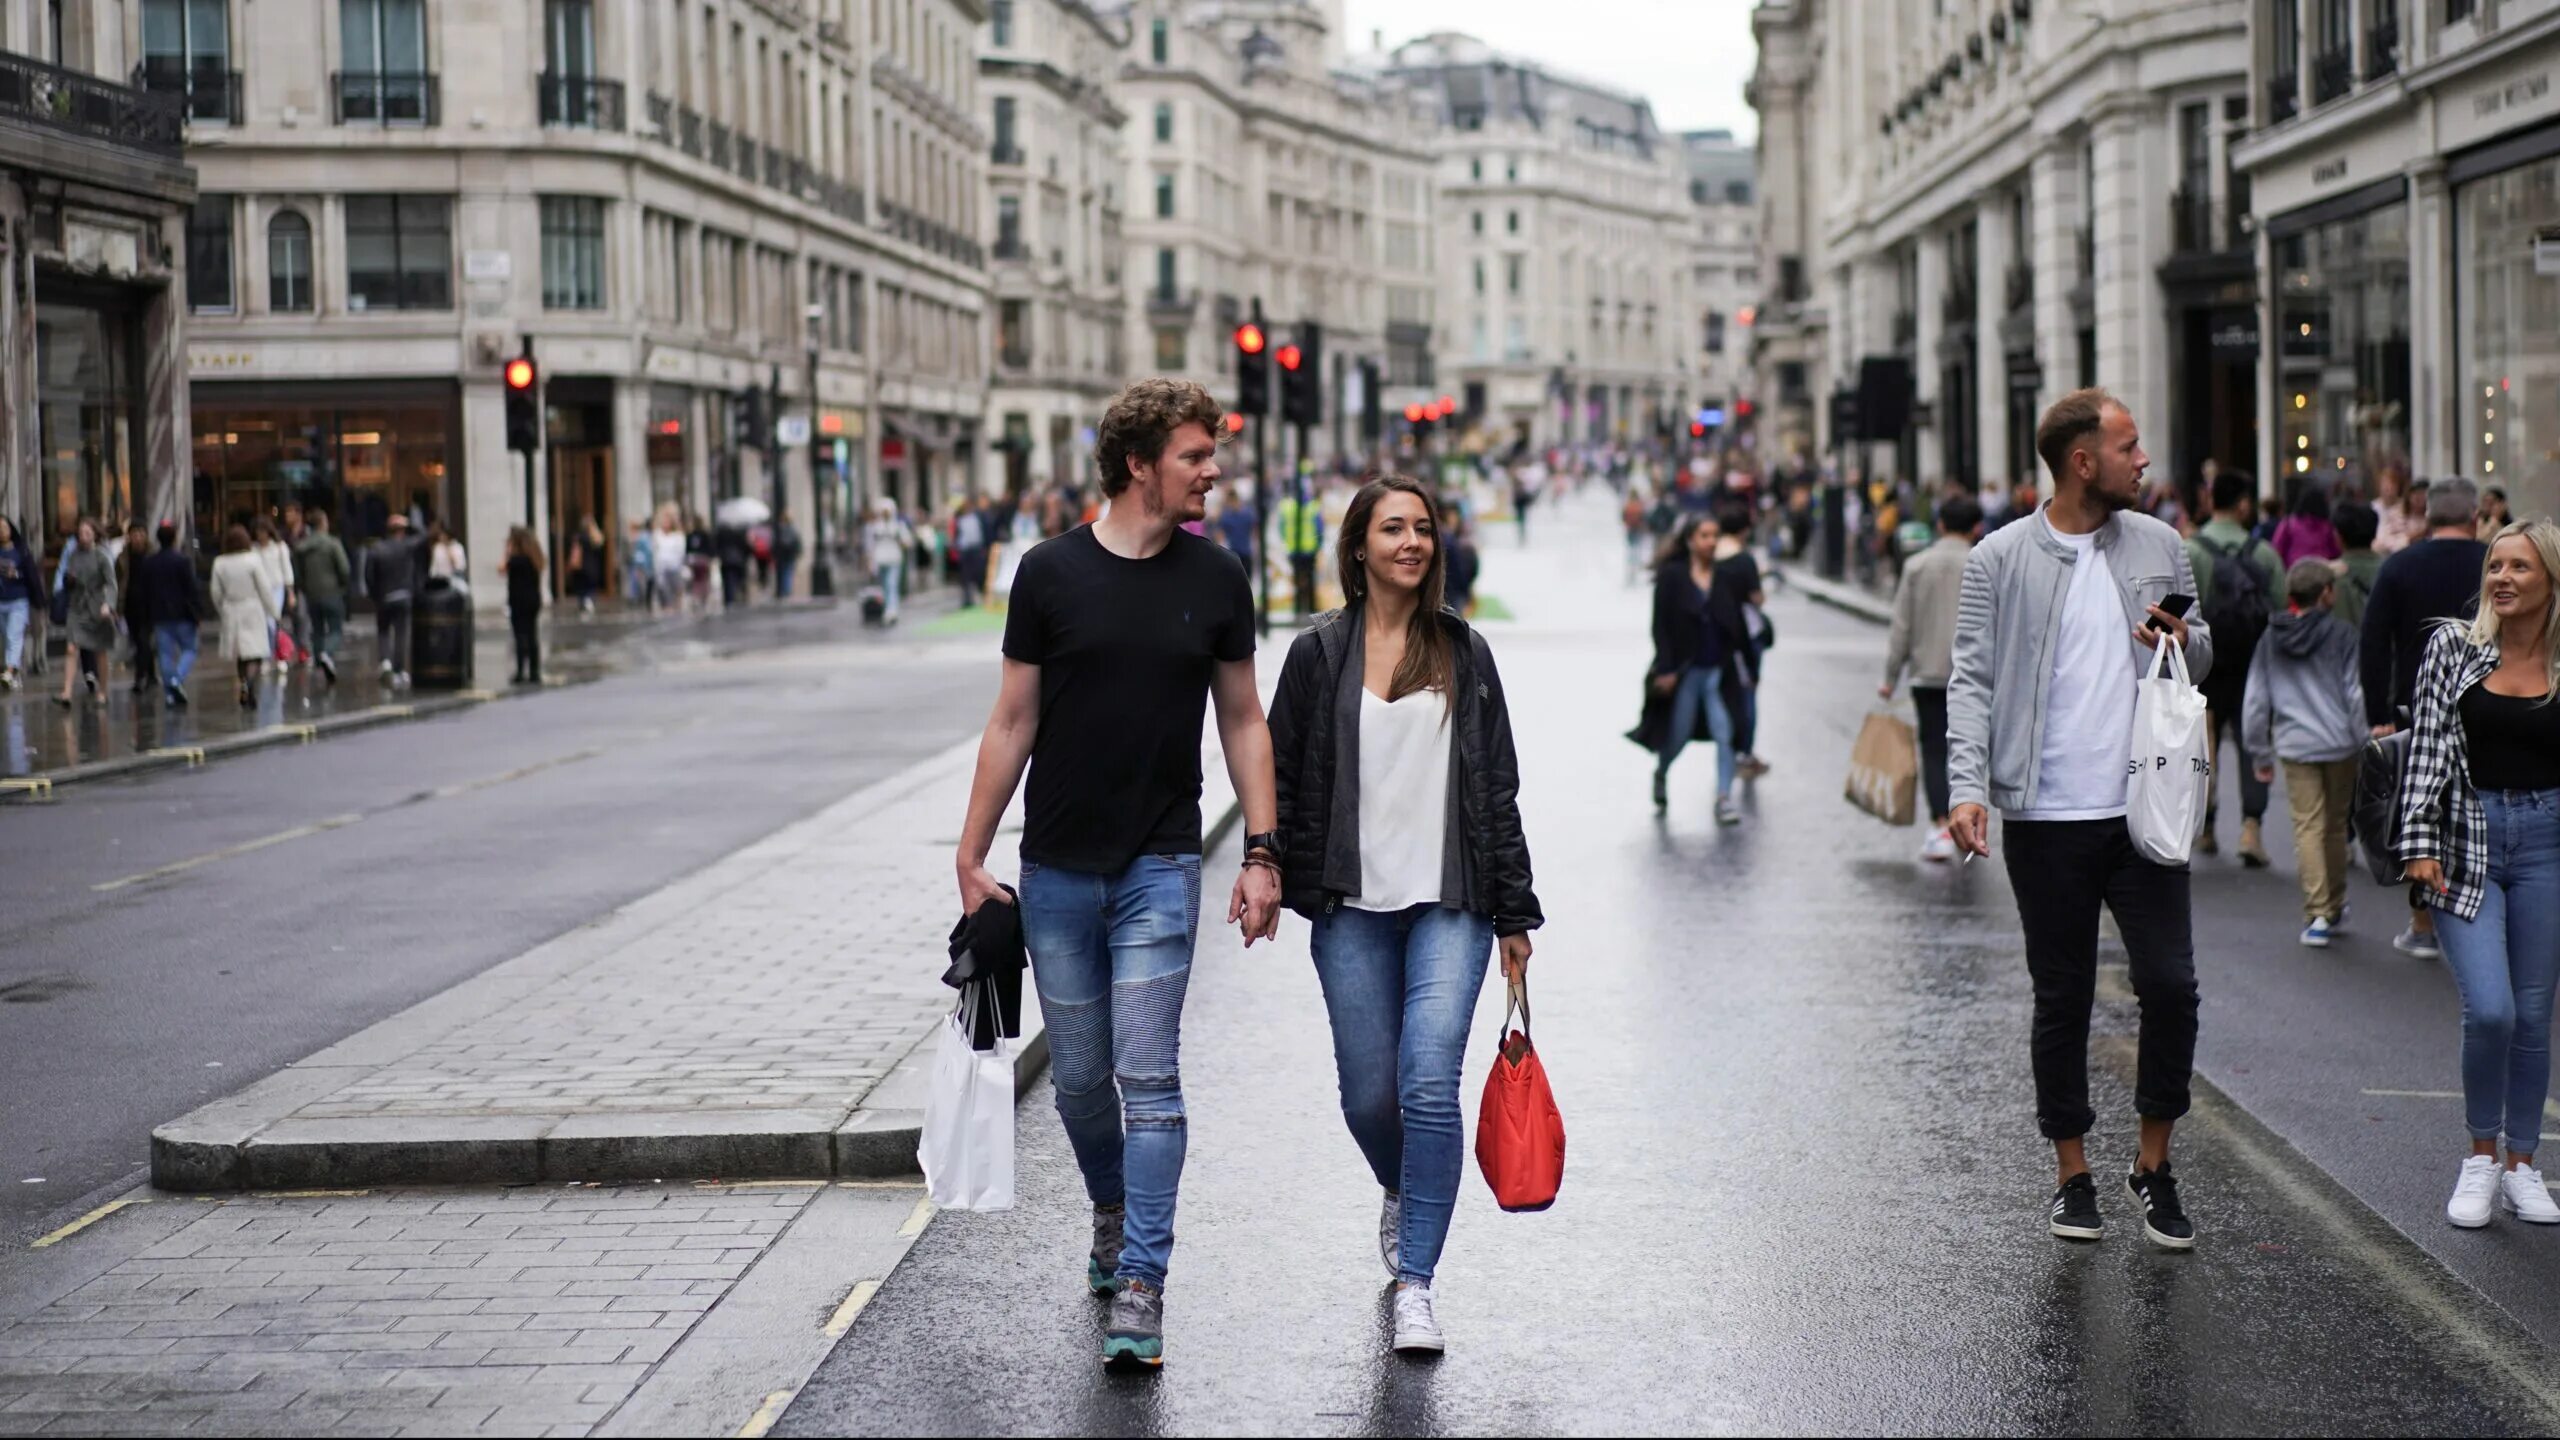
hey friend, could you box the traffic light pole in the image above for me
[807,344,834,597]
[519,337,543,529]
[1253,414,1270,637]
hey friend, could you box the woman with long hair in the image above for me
[2271,483,2342,568]
[503,525,546,685]
[567,514,607,617]
[2375,465,2424,555]
[0,516,37,690]
[1268,474,1542,1357]
[209,523,279,707]
[2478,486,2514,542]
[2400,520,2560,1229]
[426,519,468,593]
[251,515,295,660]
[1646,513,1747,824]
[52,516,117,707]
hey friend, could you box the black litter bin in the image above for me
[411,582,474,688]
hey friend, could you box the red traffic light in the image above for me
[1224,412,1245,434]
[1436,395,1456,417]
[1735,398,1754,418]
[1404,403,1426,424]
[504,357,537,391]
[1276,344,1303,373]
[1235,323,1266,356]
[1690,421,1708,438]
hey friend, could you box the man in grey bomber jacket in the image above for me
[1945,387,2214,1253]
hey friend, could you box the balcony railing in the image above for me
[537,72,624,130]
[332,70,438,125]
[1940,282,1977,328]
[993,236,1026,261]
[990,140,1023,165]
[132,57,240,125]
[1146,286,1198,317]
[762,142,784,188]
[2268,70,2299,123]
[735,135,759,182]
[2004,259,2033,313]
[2169,188,2248,256]
[706,120,731,169]
[2311,49,2352,106]
[2365,13,2399,80]
[0,50,184,153]
[677,105,702,158]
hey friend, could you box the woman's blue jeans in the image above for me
[1018,855,1200,1290]
[0,598,26,670]
[1657,663,1738,797]
[2438,788,2560,1156]
[1309,903,1494,1286]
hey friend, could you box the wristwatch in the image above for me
[1244,830,1283,858]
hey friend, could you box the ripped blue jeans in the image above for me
[1019,854,1201,1289]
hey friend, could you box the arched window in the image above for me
[268,210,314,312]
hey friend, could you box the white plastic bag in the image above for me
[918,986,1016,1211]
[2126,638,2212,866]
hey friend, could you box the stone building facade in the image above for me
[1682,128,1761,446]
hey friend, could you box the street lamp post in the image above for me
[805,305,834,597]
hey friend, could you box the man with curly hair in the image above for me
[954,377,1282,1371]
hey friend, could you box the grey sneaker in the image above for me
[1379,1190,1402,1279]
[1088,1205,1124,1296]
[1391,1282,1445,1355]
[1103,1279,1164,1370]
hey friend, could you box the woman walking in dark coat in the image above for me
[53,517,117,707]
[504,525,546,685]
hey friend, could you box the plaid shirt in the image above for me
[2394,626,2500,921]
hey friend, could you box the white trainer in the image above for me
[2501,1165,2560,1224]
[1378,1190,1401,1278]
[2449,1154,2500,1228]
[1391,1282,1444,1355]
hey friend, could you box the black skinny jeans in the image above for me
[1912,685,1952,822]
[511,608,540,681]
[2001,817,2200,1142]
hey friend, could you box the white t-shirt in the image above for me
[2017,520,2135,820]
[1348,687,1452,913]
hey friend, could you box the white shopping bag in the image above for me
[2126,638,2212,866]
[918,986,1016,1211]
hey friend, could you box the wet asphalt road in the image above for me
[0,617,994,1244]
[782,501,2556,1436]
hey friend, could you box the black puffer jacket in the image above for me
[1269,605,1543,936]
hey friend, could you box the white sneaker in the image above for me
[2449,1154,2500,1228]
[1390,1282,1444,1354]
[2502,1165,2560,1224]
[2300,917,2333,948]
[1921,830,1958,863]
[1378,1190,1401,1279]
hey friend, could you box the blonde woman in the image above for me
[650,503,691,613]
[2399,520,2560,1229]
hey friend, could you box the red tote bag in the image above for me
[1475,976,1565,1212]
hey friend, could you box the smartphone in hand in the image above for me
[2146,592,2194,633]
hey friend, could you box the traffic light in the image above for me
[504,354,540,454]
[733,387,767,450]
[1279,322,1323,428]
[1235,321,1268,417]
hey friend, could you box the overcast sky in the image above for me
[1341,0,1760,143]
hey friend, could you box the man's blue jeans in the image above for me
[1309,903,1495,1285]
[1018,855,1200,1289]
[154,620,199,689]
[2438,788,2560,1155]
[1657,663,1739,797]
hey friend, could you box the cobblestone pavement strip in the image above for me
[0,1178,933,1436]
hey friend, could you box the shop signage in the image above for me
[776,415,812,446]
[464,250,512,281]
[2473,71,2550,122]
[882,438,908,463]
[2312,157,2349,186]
[2209,310,2260,358]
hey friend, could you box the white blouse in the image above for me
[1348,686,1452,913]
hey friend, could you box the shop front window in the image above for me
[2274,199,2411,496]
[2458,156,2560,521]
[189,396,455,552]
[34,302,140,549]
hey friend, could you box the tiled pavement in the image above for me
[0,1178,927,1436]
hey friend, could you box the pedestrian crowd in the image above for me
[1867,383,2560,1245]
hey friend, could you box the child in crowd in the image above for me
[2245,559,2369,948]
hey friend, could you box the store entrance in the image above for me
[550,446,616,599]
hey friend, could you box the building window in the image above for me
[1150,17,1167,63]
[990,0,1012,46]
[1154,102,1173,142]
[996,195,1022,257]
[2457,159,2558,502]
[1155,247,1176,298]
[345,194,452,311]
[187,196,234,313]
[1154,326,1185,370]
[1155,173,1174,218]
[140,0,233,123]
[999,300,1030,367]
[993,96,1016,160]
[1505,254,1522,295]
[1506,210,1519,234]
[540,195,606,310]
[1472,258,1485,295]
[339,0,432,123]
[1471,211,1483,235]
[267,210,313,313]
[2278,200,2411,488]
[1469,157,1481,181]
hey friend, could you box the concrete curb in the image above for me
[7,689,531,797]
[146,767,1247,1191]
[1776,562,1894,626]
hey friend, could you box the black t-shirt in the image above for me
[1002,526,1255,874]
[2461,686,2560,792]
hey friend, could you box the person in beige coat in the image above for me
[1880,492,1984,860]
[209,523,280,707]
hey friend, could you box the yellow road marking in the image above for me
[834,1179,925,1190]
[2362,1088,2465,1100]
[735,1389,795,1438]
[694,1179,826,1192]
[896,1195,936,1238]
[94,813,365,893]
[262,1189,371,1199]
[822,1279,880,1338]
[145,746,206,766]
[0,777,53,799]
[30,1196,148,1248]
